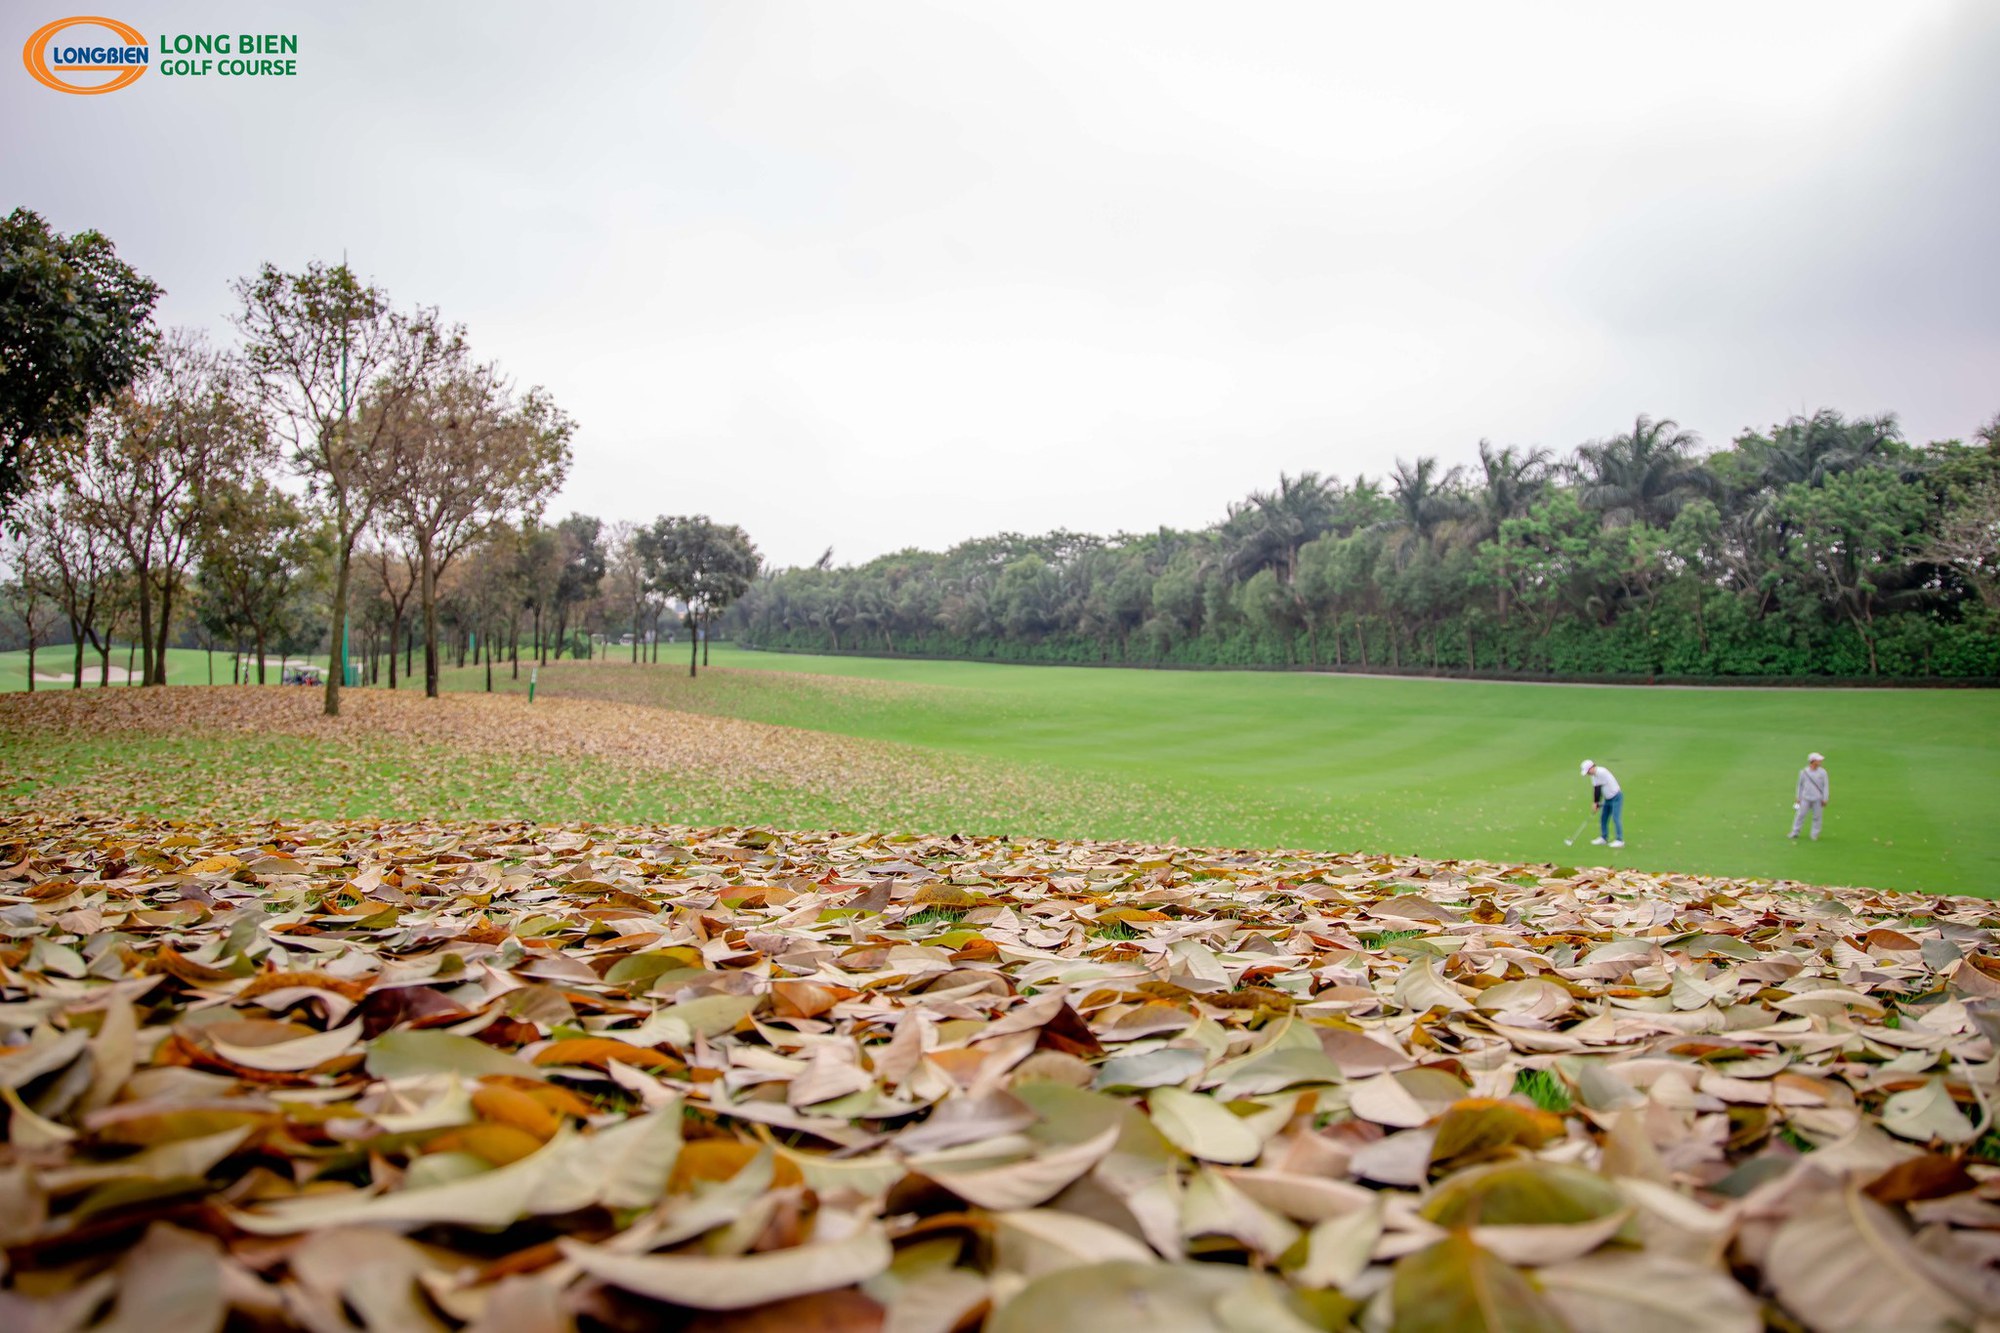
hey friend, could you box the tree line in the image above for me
[730,414,2000,679]
[0,208,757,705]
[8,206,1995,688]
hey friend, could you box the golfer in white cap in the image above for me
[1790,752,1830,840]
[1580,760,1623,848]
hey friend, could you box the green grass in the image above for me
[455,648,2000,896]
[0,646,248,690]
[8,642,1994,894]
[1512,1069,1574,1113]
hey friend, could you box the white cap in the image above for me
[1808,752,1823,762]
[1580,759,1594,774]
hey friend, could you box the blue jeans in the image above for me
[1599,793,1624,841]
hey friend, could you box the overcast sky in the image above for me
[9,2,1998,566]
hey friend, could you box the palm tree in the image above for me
[1223,471,1339,584]
[1573,414,1712,527]
[1745,409,1903,492]
[1470,440,1554,541]
[1384,456,1469,554]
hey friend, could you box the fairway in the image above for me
[529,649,2000,895]
[7,652,1995,894]
[1,646,244,690]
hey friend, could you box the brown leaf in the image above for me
[1864,1154,1977,1206]
[531,1038,684,1073]
[1429,1099,1566,1175]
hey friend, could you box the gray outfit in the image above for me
[1790,766,1830,840]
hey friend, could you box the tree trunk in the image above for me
[703,615,711,667]
[151,576,174,685]
[689,617,699,677]
[126,636,136,685]
[25,639,34,692]
[420,541,440,698]
[71,625,85,689]
[511,616,520,678]
[256,626,267,684]
[135,570,156,688]
[325,543,353,717]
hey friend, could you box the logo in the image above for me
[23,17,300,92]
[23,15,148,94]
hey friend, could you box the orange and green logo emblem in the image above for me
[23,15,149,94]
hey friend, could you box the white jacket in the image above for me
[1797,766,1830,803]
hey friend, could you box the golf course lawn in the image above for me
[8,644,1994,894]
[1,646,253,690]
[503,648,2000,896]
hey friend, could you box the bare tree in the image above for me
[1922,478,2000,610]
[68,331,259,684]
[20,485,121,687]
[1,522,59,690]
[375,359,573,696]
[195,477,320,684]
[603,520,646,663]
[233,261,458,716]
[454,531,522,692]
[361,525,420,689]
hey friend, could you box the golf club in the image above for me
[1563,816,1591,847]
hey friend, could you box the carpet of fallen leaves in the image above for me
[0,688,1216,843]
[0,688,932,800]
[2,813,1998,1332]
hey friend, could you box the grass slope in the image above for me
[481,648,1999,895]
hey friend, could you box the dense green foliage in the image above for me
[0,208,161,515]
[734,414,2000,679]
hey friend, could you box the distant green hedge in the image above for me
[742,603,2000,682]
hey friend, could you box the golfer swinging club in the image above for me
[1581,760,1623,848]
[1791,751,1830,841]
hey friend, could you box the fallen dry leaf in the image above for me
[0,811,1991,1328]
